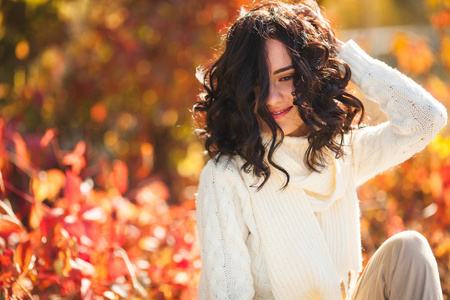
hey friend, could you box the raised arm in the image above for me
[196,158,255,299]
[338,40,447,186]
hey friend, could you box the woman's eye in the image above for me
[280,75,294,82]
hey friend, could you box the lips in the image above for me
[270,106,293,119]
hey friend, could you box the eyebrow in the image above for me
[273,66,294,75]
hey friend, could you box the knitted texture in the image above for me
[196,40,447,300]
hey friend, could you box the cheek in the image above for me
[280,84,295,97]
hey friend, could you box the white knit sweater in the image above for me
[195,40,447,300]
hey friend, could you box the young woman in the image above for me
[193,1,447,299]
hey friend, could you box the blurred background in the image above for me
[0,0,448,298]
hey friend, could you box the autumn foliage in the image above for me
[0,0,450,298]
[0,123,200,298]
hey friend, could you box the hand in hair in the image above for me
[298,0,345,53]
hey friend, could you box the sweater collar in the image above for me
[259,131,349,212]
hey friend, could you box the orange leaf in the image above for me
[40,128,58,148]
[12,132,30,171]
[0,218,24,240]
[0,269,13,284]
[0,170,5,194]
[13,239,34,274]
[62,141,86,175]
[140,142,154,175]
[29,202,45,230]
[112,160,128,195]
[11,277,33,299]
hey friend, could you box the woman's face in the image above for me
[256,39,308,137]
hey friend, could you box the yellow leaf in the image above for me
[429,135,450,159]
[29,203,44,230]
[31,169,66,202]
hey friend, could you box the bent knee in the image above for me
[393,230,427,245]
[389,230,432,259]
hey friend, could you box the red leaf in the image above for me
[35,272,59,282]
[0,118,4,143]
[64,169,83,209]
[40,208,64,239]
[61,278,78,296]
[0,269,13,284]
[176,259,189,269]
[0,249,18,286]
[0,249,13,268]
[107,254,128,280]
[63,217,86,241]
[441,164,450,186]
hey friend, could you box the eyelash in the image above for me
[280,75,294,82]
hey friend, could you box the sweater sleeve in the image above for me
[338,40,447,186]
[196,158,255,300]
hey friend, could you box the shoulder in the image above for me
[200,154,242,183]
[198,154,251,200]
[197,154,250,211]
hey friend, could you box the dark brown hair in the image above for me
[193,0,364,189]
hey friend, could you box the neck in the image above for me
[286,124,309,137]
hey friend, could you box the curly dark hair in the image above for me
[193,0,364,189]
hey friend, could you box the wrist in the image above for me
[337,40,375,87]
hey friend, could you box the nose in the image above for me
[266,85,282,109]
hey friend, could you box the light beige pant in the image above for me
[351,231,443,300]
